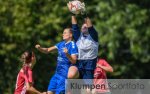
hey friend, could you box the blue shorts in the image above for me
[48,74,66,94]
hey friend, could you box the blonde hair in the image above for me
[64,28,73,34]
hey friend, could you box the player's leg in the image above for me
[57,90,65,94]
[57,75,66,94]
[68,66,79,79]
[47,91,54,94]
[83,69,94,79]
[83,58,97,79]
[82,59,97,94]
[47,75,57,94]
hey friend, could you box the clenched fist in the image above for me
[35,44,41,49]
[63,48,68,54]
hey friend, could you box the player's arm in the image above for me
[85,17,98,42]
[67,2,81,42]
[35,44,57,54]
[67,54,77,64]
[67,2,78,25]
[64,48,77,64]
[26,83,42,94]
[72,15,77,24]
[24,68,43,94]
[71,16,81,42]
[97,63,113,72]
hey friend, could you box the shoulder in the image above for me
[98,59,108,65]
[59,41,65,44]
[56,41,65,47]
[71,41,76,45]
[70,41,77,48]
[98,59,104,63]
[23,65,32,72]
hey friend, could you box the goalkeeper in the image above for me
[68,1,99,80]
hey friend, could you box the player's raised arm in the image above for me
[26,83,41,94]
[71,16,81,42]
[85,17,98,42]
[85,17,93,28]
[67,1,81,42]
[72,15,77,24]
[35,44,57,54]
[67,2,78,24]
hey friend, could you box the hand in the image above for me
[96,64,102,68]
[67,2,77,15]
[80,2,86,15]
[63,48,68,54]
[35,44,41,49]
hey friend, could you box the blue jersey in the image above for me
[55,41,78,77]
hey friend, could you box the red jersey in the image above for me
[94,59,110,93]
[14,65,33,94]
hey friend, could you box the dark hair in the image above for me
[20,50,33,64]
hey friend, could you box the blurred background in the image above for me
[0,0,150,93]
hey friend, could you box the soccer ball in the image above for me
[68,0,85,15]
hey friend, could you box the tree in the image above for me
[0,0,150,93]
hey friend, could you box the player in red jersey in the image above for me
[14,51,46,94]
[93,59,113,94]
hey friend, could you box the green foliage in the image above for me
[0,0,150,93]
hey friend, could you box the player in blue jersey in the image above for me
[68,3,99,80]
[35,28,79,94]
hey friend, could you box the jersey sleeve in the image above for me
[88,26,98,42]
[102,59,111,67]
[24,67,33,83]
[72,24,81,42]
[55,42,62,49]
[70,42,78,55]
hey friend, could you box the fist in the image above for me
[63,48,68,54]
[96,64,102,68]
[35,44,41,49]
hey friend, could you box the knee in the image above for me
[68,73,74,79]
[68,66,79,79]
[47,91,54,94]
[68,71,79,79]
